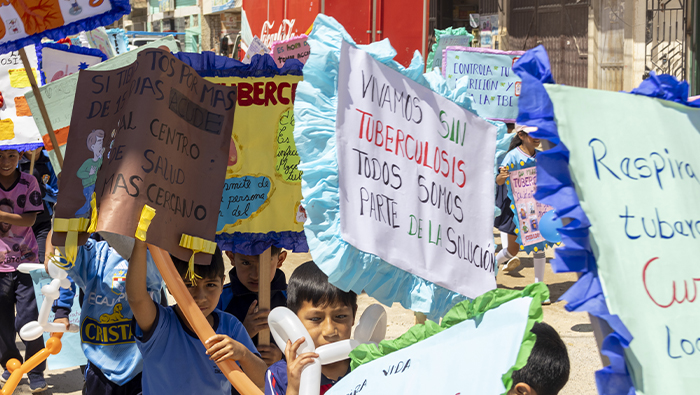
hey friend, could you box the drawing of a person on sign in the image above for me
[75,129,104,217]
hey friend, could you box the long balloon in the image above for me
[0,333,63,395]
[147,244,263,395]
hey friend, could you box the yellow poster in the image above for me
[208,75,305,236]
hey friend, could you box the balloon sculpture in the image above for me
[0,262,78,395]
[268,304,387,395]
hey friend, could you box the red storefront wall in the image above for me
[243,0,428,67]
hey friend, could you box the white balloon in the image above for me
[268,304,387,395]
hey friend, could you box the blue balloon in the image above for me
[539,210,563,243]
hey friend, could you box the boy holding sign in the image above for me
[128,240,267,394]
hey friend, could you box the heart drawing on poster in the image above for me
[217,175,273,230]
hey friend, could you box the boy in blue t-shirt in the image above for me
[127,240,267,394]
[49,234,163,395]
[265,261,358,395]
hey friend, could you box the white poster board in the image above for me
[336,41,498,298]
[0,47,42,149]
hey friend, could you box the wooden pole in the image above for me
[18,47,64,169]
[257,247,272,346]
[148,244,263,395]
[29,149,36,175]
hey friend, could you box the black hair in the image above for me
[271,246,282,256]
[511,322,570,395]
[506,132,524,153]
[287,261,357,316]
[171,246,225,282]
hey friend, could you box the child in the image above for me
[219,247,288,366]
[265,261,358,395]
[0,149,46,392]
[128,240,267,394]
[495,125,548,296]
[508,322,570,395]
[19,147,58,265]
[49,233,163,395]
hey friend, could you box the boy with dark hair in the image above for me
[219,247,288,366]
[265,261,358,395]
[128,240,267,394]
[508,322,570,395]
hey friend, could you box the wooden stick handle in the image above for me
[148,244,263,395]
[18,47,64,169]
[257,247,272,346]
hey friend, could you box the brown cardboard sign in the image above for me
[52,49,236,264]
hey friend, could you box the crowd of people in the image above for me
[0,127,570,395]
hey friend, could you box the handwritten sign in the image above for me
[442,47,524,122]
[270,35,309,68]
[29,269,86,370]
[0,48,42,150]
[242,37,270,64]
[25,37,180,171]
[336,41,498,298]
[53,49,236,264]
[429,34,472,71]
[547,84,700,393]
[0,0,128,54]
[204,74,306,247]
[508,162,553,247]
[327,297,534,395]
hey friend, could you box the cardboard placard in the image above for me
[270,35,309,68]
[52,49,236,263]
[442,47,524,122]
[336,41,498,298]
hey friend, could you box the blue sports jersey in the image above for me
[55,239,163,385]
[134,304,259,395]
[500,146,539,169]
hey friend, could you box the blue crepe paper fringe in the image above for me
[177,50,308,255]
[36,42,108,85]
[0,142,45,152]
[510,45,698,395]
[0,0,130,56]
[175,51,303,78]
[504,158,550,254]
[293,15,507,320]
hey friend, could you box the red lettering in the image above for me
[441,150,450,177]
[264,82,278,106]
[385,125,394,153]
[356,109,373,139]
[396,129,405,157]
[278,82,291,105]
[457,160,466,188]
[375,120,383,147]
[253,82,265,105]
[291,83,297,103]
[643,257,700,308]
[238,82,254,106]
[405,135,415,160]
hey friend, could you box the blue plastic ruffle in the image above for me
[216,231,308,255]
[513,45,635,395]
[175,51,303,78]
[178,50,308,256]
[504,158,551,254]
[294,15,506,320]
[0,0,130,55]
[629,71,700,107]
[36,42,108,85]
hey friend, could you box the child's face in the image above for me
[228,251,286,292]
[0,150,19,177]
[183,275,224,318]
[296,300,355,348]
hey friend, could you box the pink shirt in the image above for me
[0,171,43,272]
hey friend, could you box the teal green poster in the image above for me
[547,84,700,394]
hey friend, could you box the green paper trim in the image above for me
[349,283,549,394]
[426,26,474,70]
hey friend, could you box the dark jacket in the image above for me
[217,267,288,345]
[18,151,57,231]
